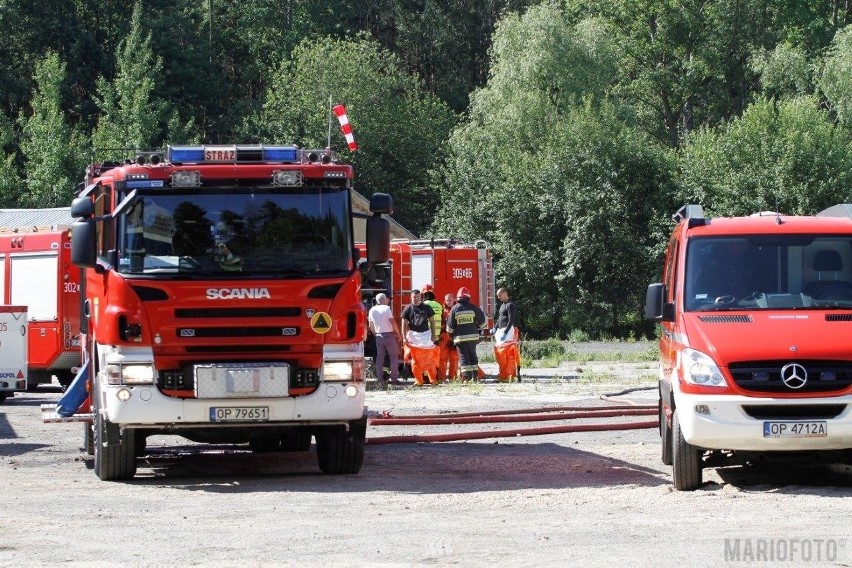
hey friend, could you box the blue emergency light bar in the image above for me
[167,145,300,164]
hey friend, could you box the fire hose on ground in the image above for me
[366,387,658,445]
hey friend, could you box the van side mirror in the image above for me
[645,283,674,322]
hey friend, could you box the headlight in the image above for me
[106,364,156,385]
[323,361,353,383]
[681,348,727,387]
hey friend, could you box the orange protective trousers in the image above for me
[437,332,459,381]
[405,344,439,385]
[494,328,520,381]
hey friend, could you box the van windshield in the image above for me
[685,235,852,311]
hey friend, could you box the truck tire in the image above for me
[315,416,366,474]
[660,402,672,466]
[281,430,312,452]
[672,410,702,491]
[93,410,137,481]
[0,392,7,404]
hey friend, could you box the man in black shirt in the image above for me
[401,289,436,385]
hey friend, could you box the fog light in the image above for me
[695,404,710,415]
[345,385,358,398]
[116,387,132,402]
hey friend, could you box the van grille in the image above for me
[742,404,846,419]
[729,360,852,393]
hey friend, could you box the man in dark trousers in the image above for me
[447,286,486,382]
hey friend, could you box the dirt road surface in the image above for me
[2,359,852,567]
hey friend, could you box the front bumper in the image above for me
[99,382,365,427]
[675,392,852,451]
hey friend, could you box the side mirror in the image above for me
[369,192,393,215]
[645,283,674,322]
[366,215,390,264]
[70,196,94,218]
[70,220,97,268]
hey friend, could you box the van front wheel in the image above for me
[672,410,702,491]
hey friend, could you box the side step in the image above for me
[41,403,92,424]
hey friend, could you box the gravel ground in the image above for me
[2,351,852,567]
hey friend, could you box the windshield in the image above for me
[685,235,852,311]
[116,187,353,277]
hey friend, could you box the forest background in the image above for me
[2,0,852,339]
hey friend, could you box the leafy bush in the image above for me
[520,338,565,361]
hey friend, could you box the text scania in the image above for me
[206,288,272,300]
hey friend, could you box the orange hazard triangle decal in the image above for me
[310,312,332,334]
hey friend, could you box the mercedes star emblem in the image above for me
[780,362,808,389]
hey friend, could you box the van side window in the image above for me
[663,235,679,302]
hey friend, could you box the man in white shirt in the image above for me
[368,293,402,386]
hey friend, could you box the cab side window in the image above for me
[663,235,679,304]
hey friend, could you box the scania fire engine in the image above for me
[69,144,391,480]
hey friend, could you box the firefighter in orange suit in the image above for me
[438,293,460,381]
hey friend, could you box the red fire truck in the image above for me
[0,228,82,388]
[68,144,391,480]
[359,238,495,323]
[358,238,495,375]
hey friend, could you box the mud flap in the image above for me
[56,360,89,417]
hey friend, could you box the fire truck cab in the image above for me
[646,204,852,490]
[69,144,391,480]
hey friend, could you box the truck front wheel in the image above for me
[672,410,703,491]
[93,410,137,481]
[315,417,366,474]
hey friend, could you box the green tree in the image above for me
[17,51,85,207]
[680,96,852,217]
[251,35,456,234]
[0,111,22,207]
[432,3,673,337]
[819,25,852,130]
[91,1,167,153]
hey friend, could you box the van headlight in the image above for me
[681,348,727,387]
[106,364,156,385]
[322,361,353,383]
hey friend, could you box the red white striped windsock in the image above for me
[333,104,358,151]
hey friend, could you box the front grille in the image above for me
[177,326,300,338]
[729,360,852,393]
[742,404,846,419]
[175,307,301,318]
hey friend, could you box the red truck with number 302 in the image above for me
[646,204,852,490]
[68,144,392,480]
[0,228,82,389]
